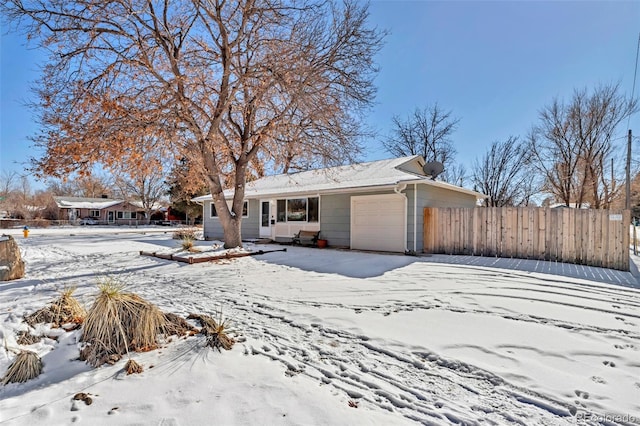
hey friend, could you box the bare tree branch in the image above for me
[528,84,637,208]
[472,136,538,207]
[382,104,460,179]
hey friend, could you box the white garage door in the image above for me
[351,194,406,252]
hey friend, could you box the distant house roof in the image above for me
[53,197,123,209]
[550,202,590,209]
[128,200,167,211]
[193,156,486,201]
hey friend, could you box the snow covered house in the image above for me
[53,196,163,224]
[193,156,486,253]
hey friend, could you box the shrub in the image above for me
[172,228,196,240]
[80,278,166,367]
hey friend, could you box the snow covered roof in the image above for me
[53,196,124,209]
[128,200,168,211]
[193,156,485,201]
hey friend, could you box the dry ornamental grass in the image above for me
[16,331,42,346]
[1,350,43,385]
[124,359,143,375]
[80,279,166,367]
[164,313,198,336]
[24,287,86,328]
[172,228,196,240]
[180,236,198,252]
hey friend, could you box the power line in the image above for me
[627,32,640,131]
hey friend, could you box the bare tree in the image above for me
[0,171,20,218]
[383,104,459,174]
[441,163,467,187]
[113,159,167,224]
[0,171,19,197]
[472,136,537,207]
[3,0,384,247]
[0,174,33,219]
[46,174,113,197]
[528,84,637,208]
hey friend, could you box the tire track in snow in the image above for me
[16,242,632,425]
[133,270,593,425]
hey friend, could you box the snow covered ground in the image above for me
[1,227,639,425]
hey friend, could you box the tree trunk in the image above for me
[222,216,242,248]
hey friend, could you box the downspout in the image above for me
[413,183,417,253]
[394,183,408,253]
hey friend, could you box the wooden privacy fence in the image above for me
[423,207,630,271]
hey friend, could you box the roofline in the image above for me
[192,179,486,202]
[401,179,487,199]
[192,184,402,202]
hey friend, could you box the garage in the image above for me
[350,194,406,252]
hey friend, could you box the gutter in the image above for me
[400,178,487,199]
[192,183,404,202]
[413,183,417,253]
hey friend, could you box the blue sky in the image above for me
[2,1,640,189]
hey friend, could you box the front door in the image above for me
[107,211,114,224]
[259,200,272,238]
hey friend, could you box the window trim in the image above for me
[116,211,137,220]
[210,200,248,219]
[89,209,100,218]
[276,196,319,223]
[286,198,307,222]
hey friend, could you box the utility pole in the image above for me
[627,129,637,255]
[627,129,632,211]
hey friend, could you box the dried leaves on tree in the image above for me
[2,0,385,248]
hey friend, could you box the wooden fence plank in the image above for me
[537,208,546,260]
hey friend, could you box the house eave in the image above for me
[193,183,406,202]
[401,179,488,199]
[192,178,486,202]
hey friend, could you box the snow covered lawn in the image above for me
[1,230,639,425]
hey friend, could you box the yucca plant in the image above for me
[80,278,166,367]
[1,350,43,385]
[24,287,86,328]
[187,311,235,352]
[206,318,235,351]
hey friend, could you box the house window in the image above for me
[116,211,136,219]
[277,200,286,222]
[287,198,307,221]
[276,197,319,223]
[211,201,248,218]
[308,197,319,222]
[89,210,100,218]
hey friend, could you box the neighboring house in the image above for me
[128,200,168,222]
[53,197,155,224]
[193,156,486,253]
